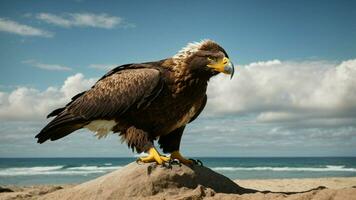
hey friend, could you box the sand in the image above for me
[1,162,355,200]
[236,177,356,192]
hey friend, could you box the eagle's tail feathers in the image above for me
[35,113,85,144]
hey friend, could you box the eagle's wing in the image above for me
[36,65,163,143]
[67,67,162,119]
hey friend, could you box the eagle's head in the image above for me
[173,40,234,79]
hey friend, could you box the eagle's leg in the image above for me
[158,126,197,165]
[139,147,170,164]
[170,151,194,165]
[121,127,169,164]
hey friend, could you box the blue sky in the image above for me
[0,0,356,157]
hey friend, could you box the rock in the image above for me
[0,187,13,193]
[39,162,256,200]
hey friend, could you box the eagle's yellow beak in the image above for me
[207,57,235,79]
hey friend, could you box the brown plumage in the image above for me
[35,40,233,155]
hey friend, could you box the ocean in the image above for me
[1,157,356,185]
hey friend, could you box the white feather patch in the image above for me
[173,39,213,60]
[84,120,117,139]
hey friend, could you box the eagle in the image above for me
[35,40,234,165]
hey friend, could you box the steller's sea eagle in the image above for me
[35,40,234,165]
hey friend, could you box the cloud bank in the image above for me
[207,59,356,129]
[1,58,356,129]
[0,59,355,156]
[0,73,96,120]
[0,12,132,39]
[0,18,53,37]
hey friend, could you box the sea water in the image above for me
[0,157,356,185]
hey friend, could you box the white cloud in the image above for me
[88,64,117,71]
[60,73,96,98]
[22,60,72,71]
[0,73,97,120]
[207,59,356,128]
[1,60,356,157]
[2,58,356,127]
[0,18,53,37]
[36,13,127,29]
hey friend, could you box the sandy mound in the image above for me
[36,162,356,200]
[1,162,356,200]
[39,162,255,200]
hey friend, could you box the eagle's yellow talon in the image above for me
[139,147,170,165]
[170,151,194,165]
[160,155,171,162]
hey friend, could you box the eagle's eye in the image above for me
[207,56,217,62]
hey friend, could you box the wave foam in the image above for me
[0,165,122,176]
[1,164,355,177]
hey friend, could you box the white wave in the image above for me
[0,165,121,176]
[0,165,64,173]
[212,165,356,172]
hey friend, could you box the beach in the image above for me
[236,177,356,192]
[1,177,355,200]
[1,158,356,199]
[1,157,356,185]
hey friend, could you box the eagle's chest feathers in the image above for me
[168,104,198,133]
[165,73,206,133]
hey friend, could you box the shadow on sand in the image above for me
[169,164,328,195]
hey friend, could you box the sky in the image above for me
[0,0,355,157]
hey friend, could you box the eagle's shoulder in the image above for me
[96,60,171,83]
[96,63,136,83]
